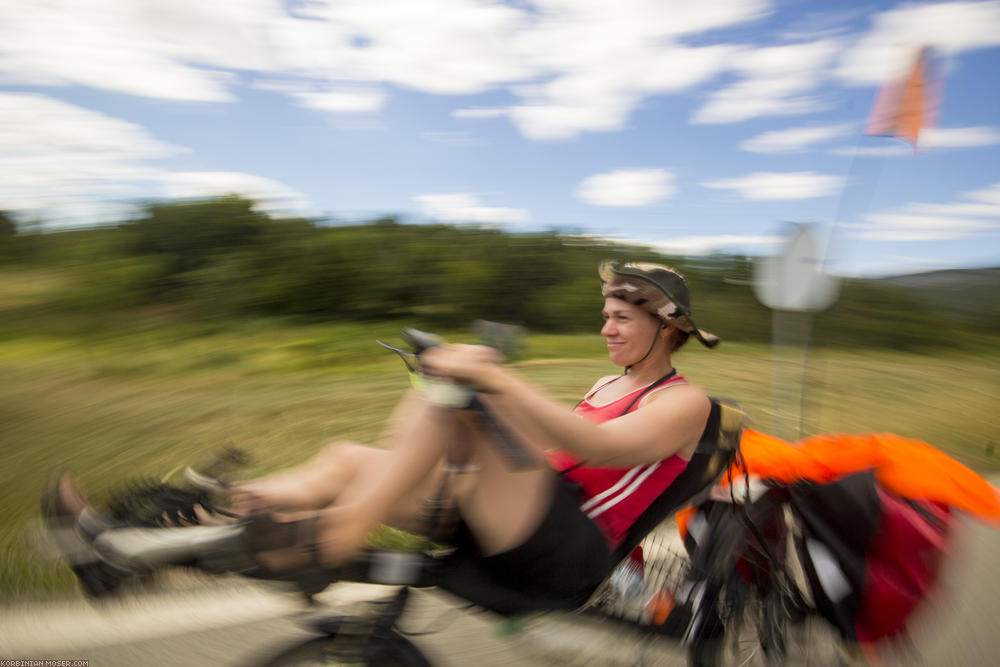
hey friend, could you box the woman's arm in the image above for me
[421,345,711,468]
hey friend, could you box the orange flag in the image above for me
[866,47,940,149]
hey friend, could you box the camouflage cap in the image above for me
[599,261,720,348]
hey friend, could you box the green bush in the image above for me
[8,196,998,351]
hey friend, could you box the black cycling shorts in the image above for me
[451,476,612,600]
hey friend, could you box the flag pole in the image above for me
[826,45,937,272]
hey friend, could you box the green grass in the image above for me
[1,307,998,599]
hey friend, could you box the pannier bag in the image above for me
[682,428,1000,644]
[790,471,953,642]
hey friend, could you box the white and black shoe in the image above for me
[41,473,132,598]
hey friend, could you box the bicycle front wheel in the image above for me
[261,630,433,667]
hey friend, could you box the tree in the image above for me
[0,211,14,238]
[0,211,18,261]
[120,196,273,297]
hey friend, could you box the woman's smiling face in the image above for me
[601,297,662,366]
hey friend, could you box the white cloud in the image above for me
[840,256,961,277]
[828,144,913,157]
[293,89,386,114]
[0,0,531,103]
[701,172,843,200]
[414,193,528,225]
[283,0,534,95]
[837,1,1000,86]
[576,169,676,207]
[886,255,957,266]
[920,126,1000,148]
[829,126,999,154]
[451,108,509,119]
[508,97,637,141]
[852,213,994,241]
[846,127,999,156]
[647,234,784,255]
[504,42,737,139]
[967,182,1000,205]
[0,0,772,140]
[850,181,1000,241]
[0,0,269,101]
[0,92,179,161]
[692,39,840,124]
[255,80,387,113]
[741,122,855,153]
[0,92,312,224]
[7,0,992,145]
[779,7,870,42]
[562,232,782,257]
[442,0,764,139]
[908,202,1000,217]
[0,92,179,223]
[159,172,314,216]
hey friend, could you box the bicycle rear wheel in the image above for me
[684,496,857,666]
[690,593,786,667]
[261,630,432,667]
[689,598,856,666]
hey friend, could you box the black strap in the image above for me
[616,369,677,417]
[611,399,735,563]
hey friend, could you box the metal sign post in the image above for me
[753,224,840,440]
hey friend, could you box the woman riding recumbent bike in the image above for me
[45,261,765,664]
[45,328,746,664]
[47,260,999,665]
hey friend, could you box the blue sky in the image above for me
[2,0,999,276]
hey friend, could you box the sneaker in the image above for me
[42,472,131,598]
[45,472,129,534]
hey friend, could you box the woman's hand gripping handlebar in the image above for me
[377,327,539,470]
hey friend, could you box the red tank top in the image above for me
[546,375,690,549]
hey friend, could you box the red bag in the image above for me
[854,489,952,642]
[791,472,954,643]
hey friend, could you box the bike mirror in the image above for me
[400,328,444,354]
[473,320,525,360]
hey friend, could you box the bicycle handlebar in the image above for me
[382,326,538,471]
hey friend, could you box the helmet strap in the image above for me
[625,327,664,374]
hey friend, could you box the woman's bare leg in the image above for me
[312,397,556,565]
[247,394,451,570]
[232,393,430,513]
[451,420,555,555]
[244,389,558,572]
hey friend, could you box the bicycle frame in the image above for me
[57,452,843,666]
[254,535,696,666]
[252,485,836,667]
